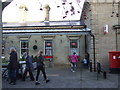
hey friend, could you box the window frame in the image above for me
[44,39,53,56]
[69,39,79,56]
[20,40,29,58]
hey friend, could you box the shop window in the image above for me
[20,40,29,57]
[44,40,53,56]
[69,39,79,55]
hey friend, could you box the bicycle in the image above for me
[2,64,9,81]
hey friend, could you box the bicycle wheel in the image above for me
[2,69,9,79]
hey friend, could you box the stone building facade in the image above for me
[82,1,120,67]
[2,21,90,65]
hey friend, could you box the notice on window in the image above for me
[113,56,116,60]
[118,56,120,59]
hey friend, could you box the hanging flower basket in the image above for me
[33,45,38,50]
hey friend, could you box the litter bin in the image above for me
[109,51,120,74]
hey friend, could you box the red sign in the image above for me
[44,56,53,58]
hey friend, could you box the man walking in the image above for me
[35,50,50,85]
[22,52,35,81]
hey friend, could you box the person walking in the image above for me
[22,52,35,81]
[35,50,50,85]
[85,52,90,66]
[70,52,78,72]
[8,48,18,85]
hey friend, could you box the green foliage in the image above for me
[31,55,37,62]
[2,59,9,64]
[19,56,26,61]
[18,55,37,62]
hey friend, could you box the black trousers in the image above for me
[8,68,16,83]
[22,68,34,81]
[71,62,76,71]
[35,66,47,81]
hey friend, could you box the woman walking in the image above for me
[35,50,50,85]
[8,48,18,85]
[70,52,78,72]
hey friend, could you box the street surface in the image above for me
[2,65,119,88]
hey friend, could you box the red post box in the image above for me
[109,51,120,74]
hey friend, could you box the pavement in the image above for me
[2,64,120,89]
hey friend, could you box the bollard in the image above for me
[103,71,107,79]
[97,62,101,74]
[90,60,92,72]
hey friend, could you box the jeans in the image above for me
[22,67,34,81]
[71,63,76,71]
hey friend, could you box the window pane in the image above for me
[21,40,28,49]
[20,40,29,57]
[45,40,52,48]
[70,40,78,48]
[45,40,53,56]
[21,49,28,55]
[45,49,52,56]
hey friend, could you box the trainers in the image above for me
[35,82,40,85]
[9,81,13,84]
[46,80,50,83]
[9,82,16,85]
[72,71,75,72]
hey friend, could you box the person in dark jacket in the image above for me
[8,48,18,85]
[22,52,35,81]
[35,50,50,85]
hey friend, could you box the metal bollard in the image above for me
[90,60,92,72]
[103,71,107,79]
[97,62,101,74]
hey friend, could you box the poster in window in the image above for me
[70,49,79,55]
[46,49,52,56]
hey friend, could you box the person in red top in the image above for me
[70,52,78,72]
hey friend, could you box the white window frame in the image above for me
[44,39,53,56]
[20,39,29,58]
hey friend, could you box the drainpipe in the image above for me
[116,29,118,51]
[90,33,96,72]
